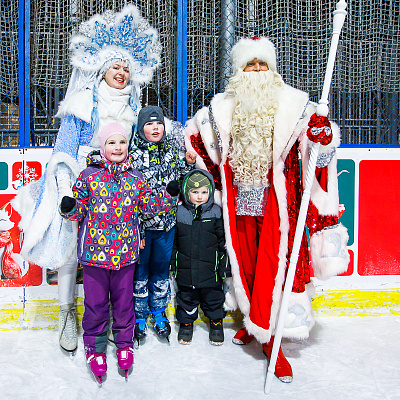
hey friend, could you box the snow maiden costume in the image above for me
[185,37,350,382]
[12,5,161,353]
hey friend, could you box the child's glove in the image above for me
[60,196,76,213]
[166,180,180,197]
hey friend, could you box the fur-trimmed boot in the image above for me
[262,336,293,383]
[59,304,78,353]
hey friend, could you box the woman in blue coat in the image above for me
[12,5,161,353]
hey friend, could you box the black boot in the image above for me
[150,307,171,341]
[209,319,224,345]
[178,322,194,344]
[134,318,147,341]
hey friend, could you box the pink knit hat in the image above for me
[99,122,128,157]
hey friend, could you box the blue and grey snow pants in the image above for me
[133,228,175,320]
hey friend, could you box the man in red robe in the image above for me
[185,37,349,383]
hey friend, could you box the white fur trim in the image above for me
[56,90,93,122]
[300,132,340,216]
[310,223,350,280]
[231,37,277,73]
[12,152,80,269]
[273,85,311,164]
[56,88,136,135]
[193,105,222,166]
[282,290,315,340]
[223,277,238,311]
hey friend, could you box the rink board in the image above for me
[0,147,400,330]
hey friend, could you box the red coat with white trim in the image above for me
[185,83,349,344]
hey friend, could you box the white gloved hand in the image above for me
[310,223,350,280]
[58,177,73,204]
[223,277,238,311]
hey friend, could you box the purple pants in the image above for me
[82,263,135,354]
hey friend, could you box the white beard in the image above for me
[227,70,284,186]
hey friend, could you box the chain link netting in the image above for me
[30,0,177,145]
[187,0,400,144]
[0,0,399,146]
[0,0,20,146]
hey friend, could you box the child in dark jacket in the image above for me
[59,122,177,383]
[170,169,231,345]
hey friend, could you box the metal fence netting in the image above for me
[0,0,20,146]
[187,0,400,144]
[0,0,399,146]
[30,0,177,145]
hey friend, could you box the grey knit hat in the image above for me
[137,105,165,142]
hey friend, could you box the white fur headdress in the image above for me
[70,4,161,85]
[57,4,162,128]
[231,36,277,73]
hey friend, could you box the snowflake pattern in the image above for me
[12,164,40,190]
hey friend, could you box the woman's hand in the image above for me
[140,238,145,249]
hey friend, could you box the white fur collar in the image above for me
[206,84,310,167]
[55,85,136,125]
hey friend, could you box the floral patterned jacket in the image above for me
[60,151,176,270]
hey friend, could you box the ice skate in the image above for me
[117,346,134,381]
[209,319,224,346]
[134,318,147,345]
[58,304,78,354]
[178,322,193,345]
[86,352,107,386]
[262,337,293,383]
[232,327,254,345]
[150,307,171,342]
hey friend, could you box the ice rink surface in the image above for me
[1,316,399,400]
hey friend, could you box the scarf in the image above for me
[90,81,133,148]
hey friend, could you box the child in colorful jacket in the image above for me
[129,105,196,342]
[59,122,177,384]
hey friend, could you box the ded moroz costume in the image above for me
[185,36,350,382]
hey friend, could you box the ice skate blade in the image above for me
[60,346,77,357]
[91,372,103,387]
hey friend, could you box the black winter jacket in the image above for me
[170,170,231,289]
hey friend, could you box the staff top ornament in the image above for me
[69,4,162,86]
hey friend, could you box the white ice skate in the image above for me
[59,304,78,354]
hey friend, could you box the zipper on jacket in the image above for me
[80,225,87,257]
[215,250,218,282]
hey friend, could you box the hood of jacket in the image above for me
[86,150,135,178]
[181,169,215,213]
